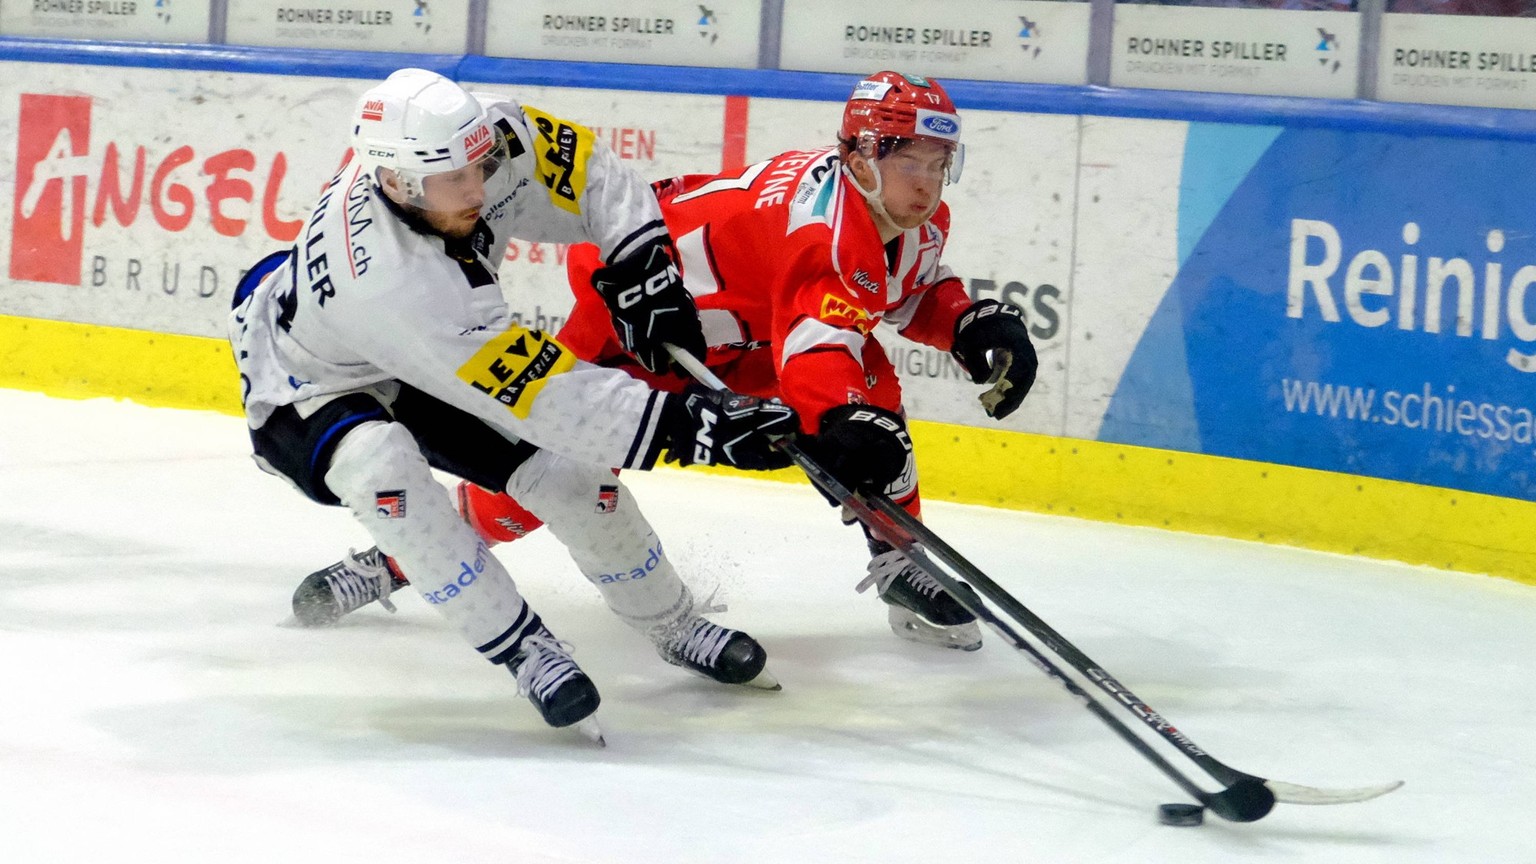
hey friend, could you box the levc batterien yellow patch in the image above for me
[521,104,594,217]
[456,325,576,419]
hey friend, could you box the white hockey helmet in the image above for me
[351,68,509,208]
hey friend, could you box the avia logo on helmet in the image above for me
[916,110,961,140]
[597,539,664,583]
[10,92,307,286]
[360,99,386,122]
[463,124,494,162]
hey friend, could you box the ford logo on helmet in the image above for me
[922,116,959,135]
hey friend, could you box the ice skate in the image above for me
[859,546,983,651]
[507,628,604,743]
[290,547,409,627]
[653,615,780,691]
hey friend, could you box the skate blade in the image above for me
[572,716,606,747]
[888,608,983,651]
[742,666,783,691]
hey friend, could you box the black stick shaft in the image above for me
[846,464,1254,789]
[776,441,1218,796]
[810,458,1217,802]
[661,344,1265,815]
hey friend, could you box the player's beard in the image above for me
[431,208,481,239]
[389,197,480,240]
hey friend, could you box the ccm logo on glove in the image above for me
[614,261,681,310]
[592,237,706,373]
[660,386,798,471]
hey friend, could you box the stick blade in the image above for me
[1266,779,1404,805]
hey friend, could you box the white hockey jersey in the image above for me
[230,95,676,471]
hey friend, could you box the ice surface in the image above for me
[2,389,1532,863]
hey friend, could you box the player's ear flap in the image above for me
[377,168,404,201]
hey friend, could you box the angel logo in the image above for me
[11,94,90,285]
[696,4,718,45]
[9,91,309,288]
[413,0,431,34]
[1018,16,1041,59]
[1317,27,1341,74]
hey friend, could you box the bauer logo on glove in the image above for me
[950,299,1039,420]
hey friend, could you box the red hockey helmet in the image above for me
[838,71,963,182]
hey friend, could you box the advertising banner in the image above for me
[483,0,762,69]
[13,59,1534,501]
[0,64,736,341]
[225,0,468,53]
[0,62,353,338]
[1087,118,1536,501]
[778,0,1091,86]
[1110,4,1360,98]
[0,60,1076,438]
[0,0,209,42]
[1377,13,1536,109]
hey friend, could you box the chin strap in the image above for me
[840,161,899,235]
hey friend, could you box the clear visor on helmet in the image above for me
[859,133,964,185]
[389,129,511,213]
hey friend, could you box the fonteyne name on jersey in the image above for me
[1287,219,1536,372]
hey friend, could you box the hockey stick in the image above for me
[666,344,1403,822]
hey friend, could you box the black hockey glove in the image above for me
[951,299,1039,420]
[808,404,913,498]
[660,386,798,470]
[591,237,706,374]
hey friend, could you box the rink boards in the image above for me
[3,45,1536,584]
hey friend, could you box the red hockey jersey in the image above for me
[562,147,971,430]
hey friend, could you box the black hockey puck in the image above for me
[1157,803,1205,826]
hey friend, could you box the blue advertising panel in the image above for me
[1102,123,1536,500]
